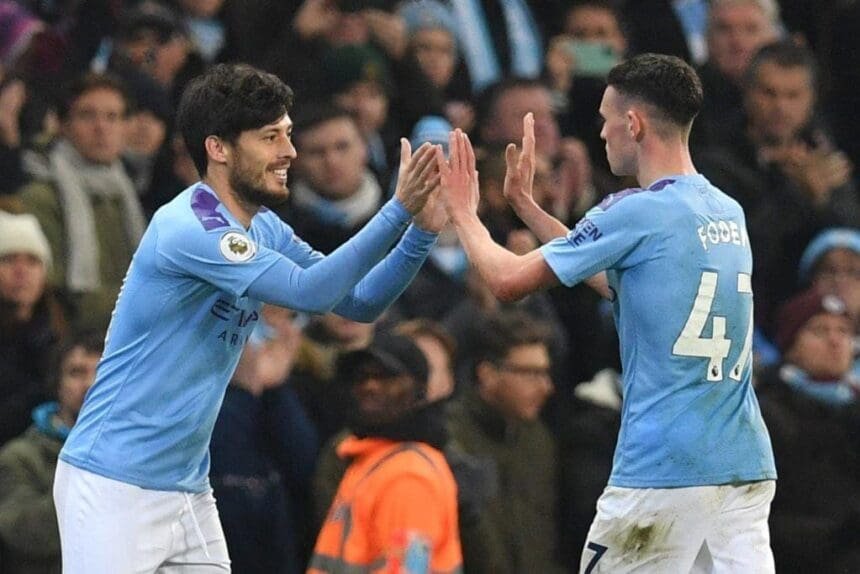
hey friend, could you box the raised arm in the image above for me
[503,114,612,300]
[440,129,559,302]
[247,141,441,313]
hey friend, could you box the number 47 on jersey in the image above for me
[673,271,754,382]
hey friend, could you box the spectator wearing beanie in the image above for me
[756,288,860,574]
[0,211,66,447]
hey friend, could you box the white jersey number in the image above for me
[672,271,753,382]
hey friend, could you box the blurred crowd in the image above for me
[0,0,858,572]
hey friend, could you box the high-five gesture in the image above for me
[439,129,480,221]
[503,112,537,211]
[395,139,444,215]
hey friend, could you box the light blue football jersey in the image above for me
[61,184,329,492]
[541,174,776,488]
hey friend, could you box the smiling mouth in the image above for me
[271,168,288,182]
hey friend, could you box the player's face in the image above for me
[352,364,418,426]
[786,314,854,380]
[63,88,128,165]
[599,86,637,176]
[707,3,776,82]
[744,62,814,145]
[58,346,100,423]
[295,117,368,200]
[228,113,296,208]
[488,344,554,422]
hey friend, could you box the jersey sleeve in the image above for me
[540,194,657,287]
[155,221,281,299]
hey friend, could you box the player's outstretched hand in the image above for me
[439,129,480,221]
[413,185,449,233]
[395,139,443,215]
[503,112,536,211]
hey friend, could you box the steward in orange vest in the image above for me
[308,334,462,574]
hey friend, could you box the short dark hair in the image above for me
[743,40,818,93]
[49,330,105,392]
[473,310,551,367]
[58,73,130,121]
[291,101,358,144]
[606,53,703,127]
[176,63,294,176]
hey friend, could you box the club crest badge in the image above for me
[219,231,256,262]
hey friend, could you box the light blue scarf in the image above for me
[780,365,859,408]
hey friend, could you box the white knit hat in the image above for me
[0,211,52,268]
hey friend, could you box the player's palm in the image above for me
[503,113,537,210]
[440,129,480,218]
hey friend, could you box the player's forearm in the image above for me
[512,197,570,242]
[451,211,530,302]
[248,198,410,313]
[333,224,438,322]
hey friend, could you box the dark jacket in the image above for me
[756,367,860,574]
[446,390,565,574]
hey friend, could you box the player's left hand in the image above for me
[395,139,444,215]
[503,112,537,211]
[439,129,480,221]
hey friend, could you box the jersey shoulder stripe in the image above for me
[596,179,676,212]
[190,185,231,231]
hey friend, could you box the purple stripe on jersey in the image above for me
[191,186,230,230]
[648,178,676,191]
[597,187,643,210]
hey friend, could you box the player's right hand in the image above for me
[395,139,443,215]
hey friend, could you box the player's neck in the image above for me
[202,173,258,229]
[636,139,697,189]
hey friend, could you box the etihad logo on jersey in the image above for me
[219,231,256,262]
[697,220,748,251]
[569,218,602,246]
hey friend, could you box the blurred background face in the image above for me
[411,28,457,89]
[707,2,777,82]
[485,86,560,160]
[296,117,368,200]
[812,249,860,320]
[63,88,128,164]
[744,62,814,144]
[125,110,167,156]
[319,313,375,350]
[57,346,101,423]
[0,252,46,313]
[352,362,417,425]
[564,5,626,55]
[413,333,455,402]
[482,343,553,421]
[785,314,854,380]
[334,81,388,136]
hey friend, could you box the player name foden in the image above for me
[697,220,748,251]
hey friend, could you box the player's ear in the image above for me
[627,109,644,142]
[205,135,229,165]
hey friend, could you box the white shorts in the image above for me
[579,480,776,574]
[54,460,231,574]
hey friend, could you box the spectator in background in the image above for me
[394,318,457,402]
[323,44,398,181]
[620,0,709,64]
[309,333,462,574]
[695,0,781,147]
[798,228,860,325]
[0,331,102,574]
[697,41,860,329]
[275,103,383,254]
[17,72,147,333]
[397,0,474,132]
[757,289,860,573]
[446,311,565,574]
[122,77,172,198]
[210,306,319,574]
[176,0,229,64]
[0,211,65,447]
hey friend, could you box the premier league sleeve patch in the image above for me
[219,231,257,262]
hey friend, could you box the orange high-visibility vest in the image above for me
[308,437,462,574]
